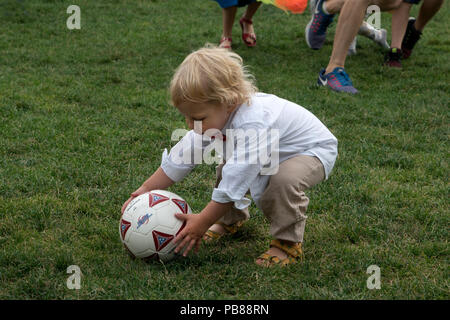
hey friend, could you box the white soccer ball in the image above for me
[119,190,191,262]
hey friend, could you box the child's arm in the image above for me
[173,200,233,256]
[121,167,175,214]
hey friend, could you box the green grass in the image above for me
[0,0,449,299]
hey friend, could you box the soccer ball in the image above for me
[119,190,191,262]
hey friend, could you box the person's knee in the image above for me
[344,0,372,7]
[266,170,300,194]
[372,0,402,10]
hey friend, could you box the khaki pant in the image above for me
[215,155,325,243]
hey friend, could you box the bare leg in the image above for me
[415,0,444,31]
[243,1,262,20]
[326,0,402,74]
[325,0,370,74]
[240,1,262,46]
[324,0,347,14]
[391,2,412,49]
[219,6,237,48]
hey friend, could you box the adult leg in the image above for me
[401,0,444,58]
[240,1,262,46]
[385,1,412,67]
[319,0,402,93]
[324,0,346,13]
[327,0,372,73]
[220,6,237,48]
[243,1,262,21]
[327,0,402,73]
[390,1,413,50]
[307,0,388,55]
[415,0,444,31]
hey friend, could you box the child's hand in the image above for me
[121,185,151,215]
[173,213,210,257]
[121,167,175,215]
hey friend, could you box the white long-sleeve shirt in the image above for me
[161,93,338,209]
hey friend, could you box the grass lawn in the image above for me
[0,0,448,299]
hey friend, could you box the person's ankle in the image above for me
[413,21,423,33]
[242,14,252,21]
[240,17,254,31]
[325,64,342,75]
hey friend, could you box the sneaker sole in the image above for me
[305,19,316,49]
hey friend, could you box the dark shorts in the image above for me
[403,0,421,4]
[214,0,257,9]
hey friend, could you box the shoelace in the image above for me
[312,3,334,33]
[331,68,353,87]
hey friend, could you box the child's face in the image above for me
[176,101,236,135]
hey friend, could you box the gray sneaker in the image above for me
[305,0,335,50]
[318,67,358,94]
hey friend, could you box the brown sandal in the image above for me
[256,239,303,267]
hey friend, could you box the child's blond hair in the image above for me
[170,45,257,108]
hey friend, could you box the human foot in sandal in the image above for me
[256,239,303,267]
[219,36,232,49]
[203,220,245,242]
[239,17,256,47]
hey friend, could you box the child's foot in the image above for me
[202,220,245,242]
[203,223,227,241]
[256,240,303,267]
[255,246,289,266]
